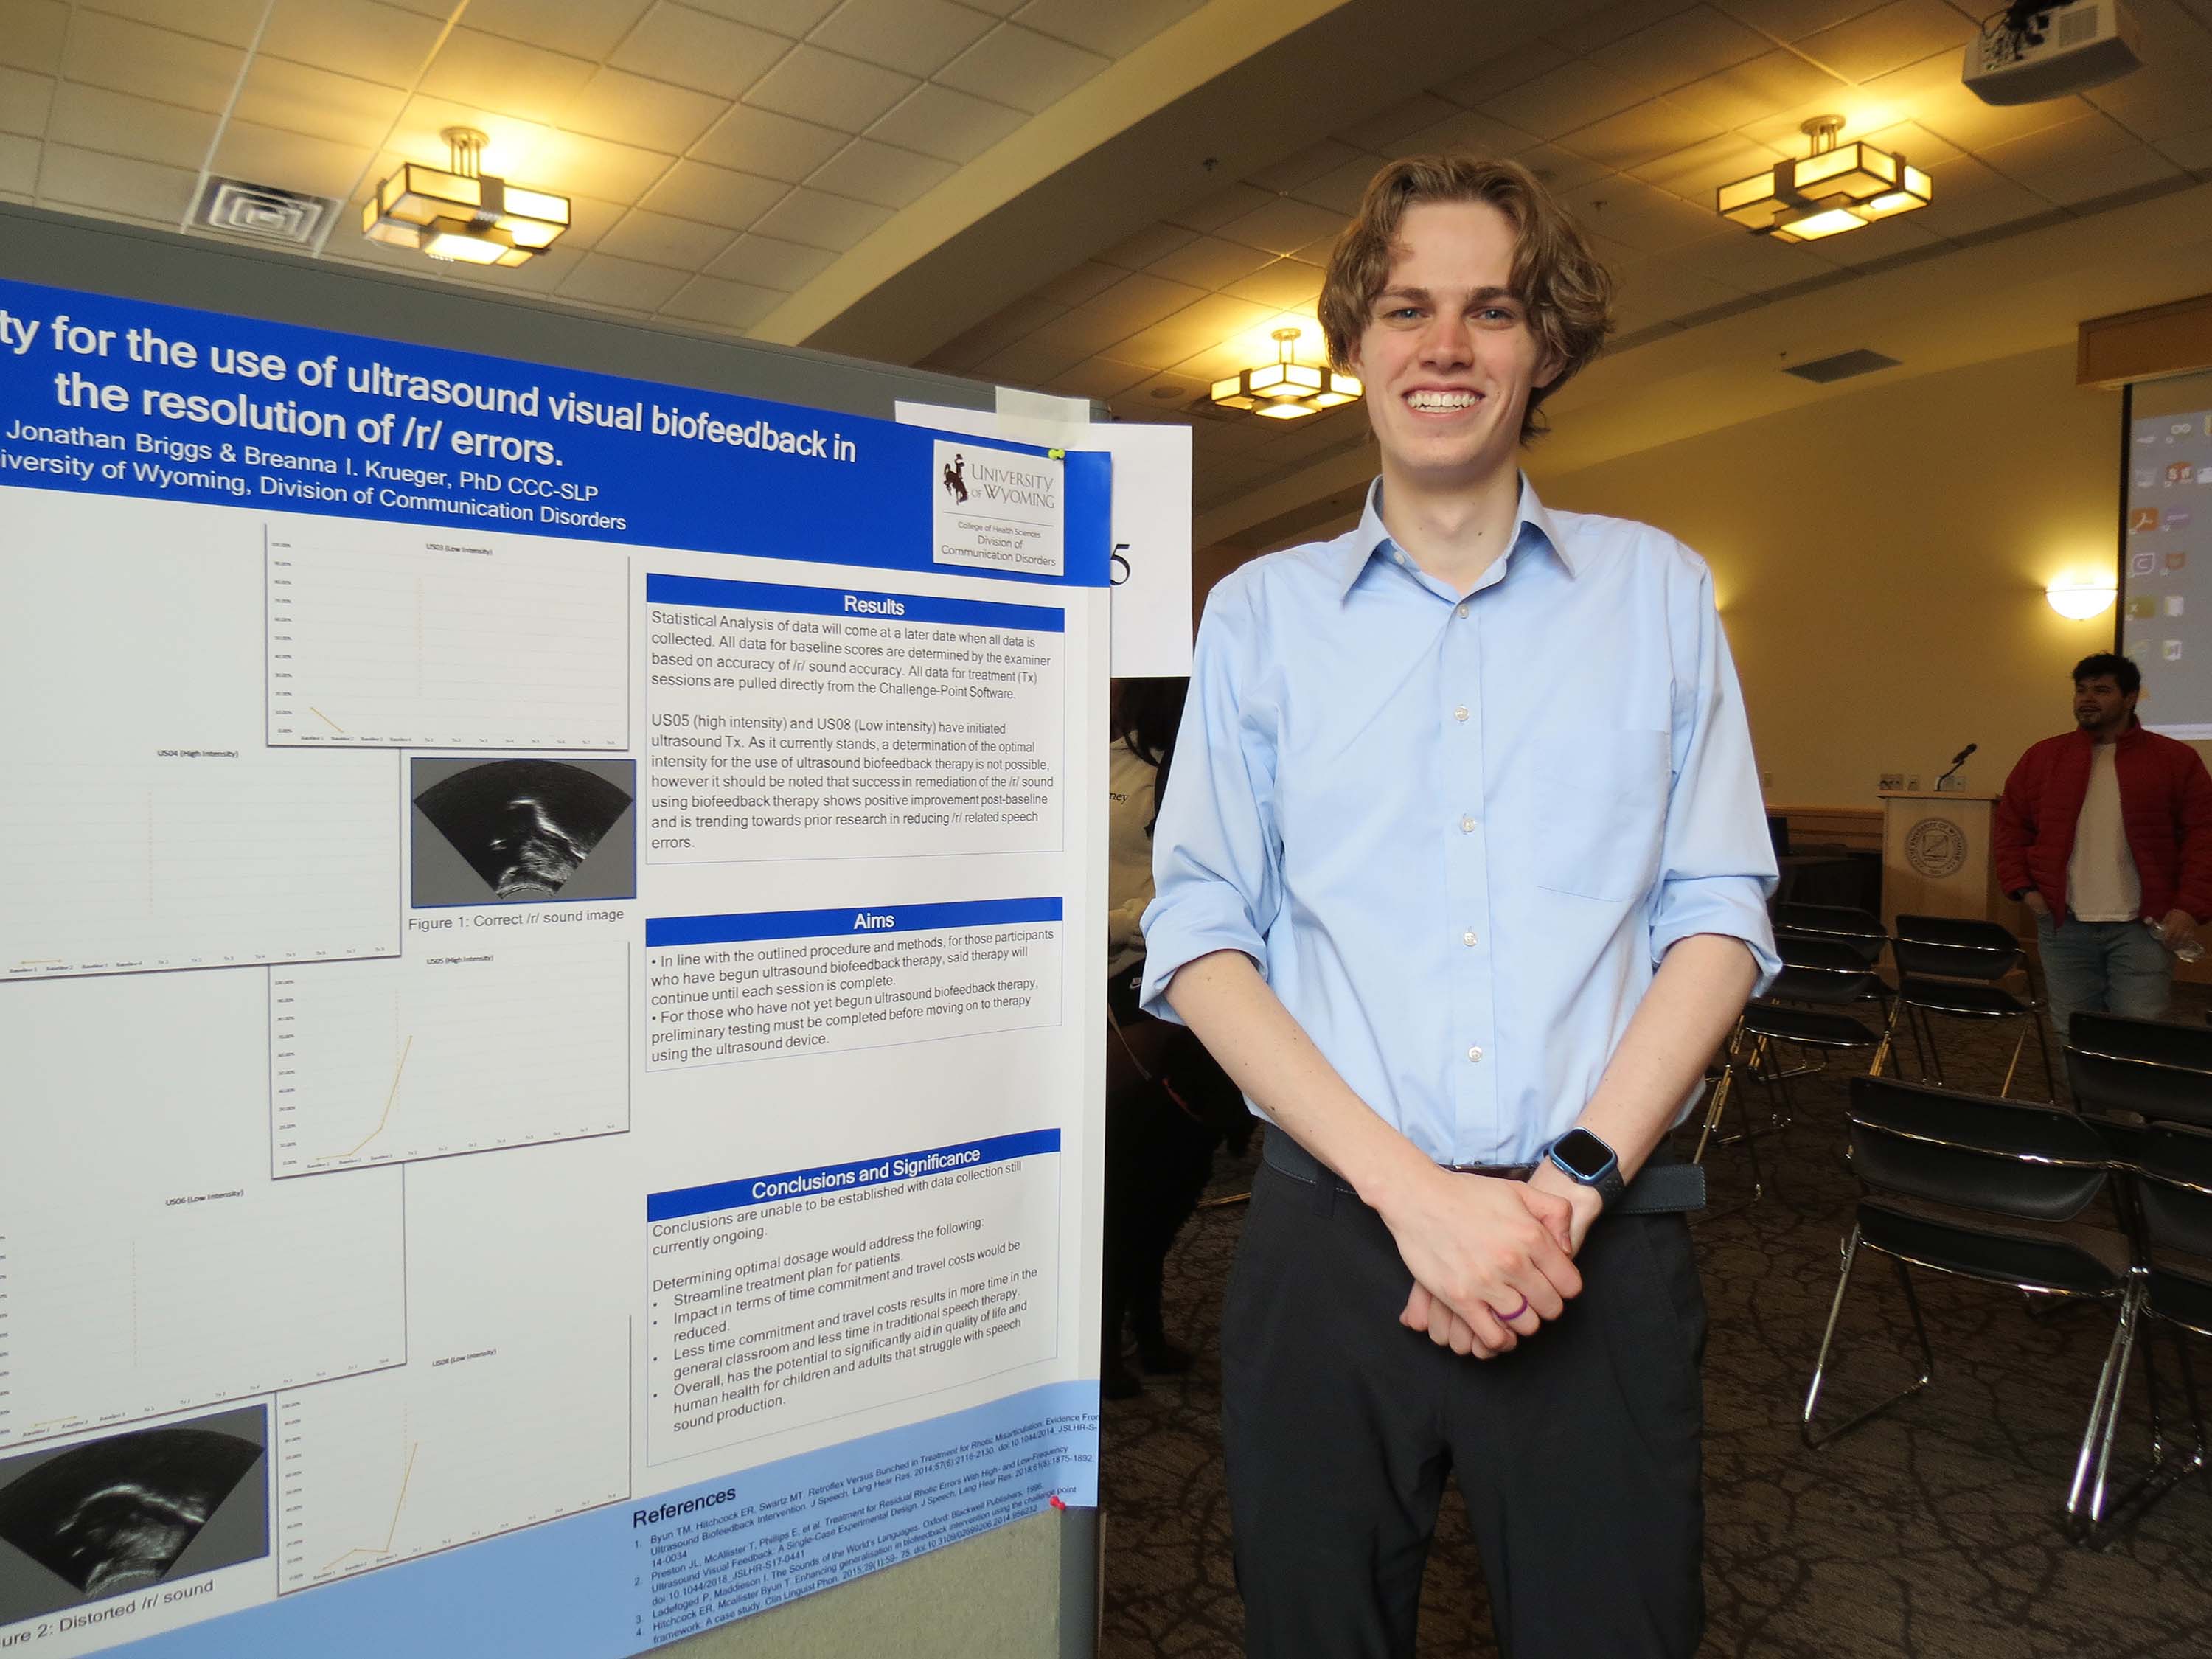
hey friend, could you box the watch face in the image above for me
[1551,1128,1613,1182]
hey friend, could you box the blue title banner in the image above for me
[0,276,1108,585]
[645,897,1061,948]
[647,1128,1062,1222]
[646,572,1064,633]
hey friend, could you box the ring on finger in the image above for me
[1492,1294,1530,1323]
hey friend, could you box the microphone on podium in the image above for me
[1936,742,1977,789]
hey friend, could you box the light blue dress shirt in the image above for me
[1139,477,1779,1168]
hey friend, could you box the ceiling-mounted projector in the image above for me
[1964,0,2143,104]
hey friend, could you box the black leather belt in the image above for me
[1262,1130,1706,1216]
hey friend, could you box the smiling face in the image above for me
[1346,199,1559,494]
[2073,674,2138,738]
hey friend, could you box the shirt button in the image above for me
[1467,1046,1484,1062]
[1455,602,1470,618]
[1453,706,1469,723]
[1459,815,1475,833]
[1462,930,1478,946]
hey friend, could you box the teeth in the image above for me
[1407,390,1478,411]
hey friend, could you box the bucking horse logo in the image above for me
[941,453,968,504]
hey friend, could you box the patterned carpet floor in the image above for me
[1098,995,2212,1657]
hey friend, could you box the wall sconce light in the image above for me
[2046,578,2118,619]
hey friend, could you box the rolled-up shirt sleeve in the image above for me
[1138,581,1283,1024]
[1648,552,1781,992]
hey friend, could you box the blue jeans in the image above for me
[2037,914,2173,1046]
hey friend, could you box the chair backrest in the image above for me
[2066,1012,2212,1131]
[1847,1074,2109,1222]
[1891,913,2022,983]
[1764,932,1885,1006]
[1773,902,1887,967]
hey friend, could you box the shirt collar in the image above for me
[1336,474,1579,599]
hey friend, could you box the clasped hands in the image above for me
[1388,1162,1601,1360]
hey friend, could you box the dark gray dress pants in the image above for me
[1221,1155,1707,1658]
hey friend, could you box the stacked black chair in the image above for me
[1885,913,2056,1101]
[1802,1075,2136,1540]
[2062,1011,2212,1538]
[1691,932,1889,1217]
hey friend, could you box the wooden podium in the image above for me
[1878,791,2011,931]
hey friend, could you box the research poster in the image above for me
[0,275,1108,1658]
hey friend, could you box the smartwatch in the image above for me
[1547,1128,1625,1210]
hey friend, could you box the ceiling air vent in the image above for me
[192,178,338,247]
[1781,348,1901,384]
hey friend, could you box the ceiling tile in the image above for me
[1036,262,1126,307]
[1290,156,1388,216]
[38,143,195,220]
[683,0,842,31]
[1630,131,1787,203]
[706,230,836,287]
[88,0,268,48]
[233,59,409,150]
[261,0,445,90]
[1856,117,1961,168]
[1590,5,1771,96]
[1047,356,1152,400]
[975,334,1088,386]
[2017,140,2184,208]
[1794,0,1971,84]
[1076,269,1208,330]
[1663,225,1837,291]
[1903,156,2060,238]
[1557,98,1724,171]
[2090,66,2212,147]
[0,68,54,136]
[935,24,1107,114]
[418,29,599,125]
[1215,198,1345,257]
[212,122,375,200]
[745,44,917,131]
[63,10,245,111]
[693,101,849,179]
[1335,94,1461,153]
[611,3,793,100]
[808,0,996,78]
[565,69,729,152]
[659,272,785,330]
[1543,0,1703,58]
[1145,234,1276,290]
[595,206,737,266]
[1708,0,1888,40]
[1976,111,2138,184]
[1,1,66,75]
[45,83,216,168]
[380,98,552,181]
[1245,138,1362,195]
[1562,175,1724,254]
[523,125,675,198]
[1432,39,1573,107]
[1164,183,1272,234]
[540,192,626,251]
[464,0,656,61]
[929,296,1060,364]
[1666,49,1848,129]
[807,136,956,208]
[1222,257,1326,309]
[750,184,892,248]
[1886,69,2087,153]
[866,83,1026,163]
[557,251,691,308]
[1095,221,1197,269]
[1112,292,1277,372]
[1512,143,1613,195]
[1018,305,1155,358]
[1812,212,1947,268]
[2157,126,2212,172]
[0,130,37,194]
[1385,108,1540,161]
[639,158,788,226]
[1011,0,1205,56]
[1484,60,1649,141]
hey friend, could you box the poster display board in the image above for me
[0,275,1106,1657]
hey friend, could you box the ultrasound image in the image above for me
[413,759,635,903]
[0,1421,264,1618]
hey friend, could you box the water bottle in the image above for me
[2147,917,2207,963]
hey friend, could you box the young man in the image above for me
[1994,652,2212,1042]
[1138,155,1777,1658]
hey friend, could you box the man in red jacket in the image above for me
[1994,652,2212,1042]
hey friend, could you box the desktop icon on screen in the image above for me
[2169,596,2187,617]
[2169,462,2197,485]
[2168,551,2190,572]
[2168,510,2195,532]
[2132,507,2163,534]
[2132,551,2158,577]
[2127,596,2159,619]
[2165,640,2185,661]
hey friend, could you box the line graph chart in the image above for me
[274,1323,629,1592]
[270,941,630,1175]
[265,528,628,750]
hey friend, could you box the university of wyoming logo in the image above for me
[1905,817,1968,880]
[940,452,967,504]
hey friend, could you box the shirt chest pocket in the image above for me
[1528,727,1673,902]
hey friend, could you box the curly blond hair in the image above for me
[1318,154,1615,442]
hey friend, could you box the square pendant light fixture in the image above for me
[1211,327,1363,420]
[363,128,569,268]
[1717,116,1930,244]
